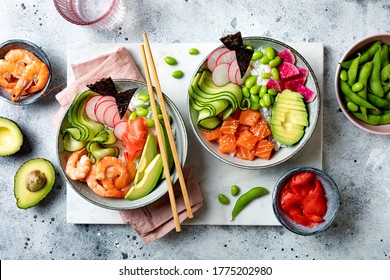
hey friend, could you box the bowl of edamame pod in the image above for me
[335,34,390,134]
[272,167,340,236]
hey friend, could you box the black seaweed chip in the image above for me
[236,46,254,78]
[87,77,117,96]
[220,31,243,50]
[115,88,138,119]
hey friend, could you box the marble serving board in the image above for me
[66,42,324,225]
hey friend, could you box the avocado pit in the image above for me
[25,170,47,192]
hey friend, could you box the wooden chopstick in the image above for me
[140,44,181,232]
[143,33,193,219]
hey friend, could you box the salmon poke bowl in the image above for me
[57,78,188,210]
[188,34,320,169]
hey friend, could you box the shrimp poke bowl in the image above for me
[188,33,320,169]
[57,78,188,210]
[0,39,51,105]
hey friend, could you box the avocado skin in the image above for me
[0,117,23,157]
[14,158,56,209]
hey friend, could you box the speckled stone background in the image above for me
[1,0,390,260]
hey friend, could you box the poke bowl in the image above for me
[57,79,188,210]
[188,36,320,169]
[0,39,52,105]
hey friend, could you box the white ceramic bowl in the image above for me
[57,79,188,210]
[188,37,320,169]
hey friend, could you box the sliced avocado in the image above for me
[160,123,174,179]
[269,119,304,130]
[134,134,157,184]
[273,102,307,112]
[275,96,306,107]
[278,89,304,100]
[125,154,163,201]
[14,158,56,209]
[271,124,305,146]
[272,112,309,126]
[0,117,23,157]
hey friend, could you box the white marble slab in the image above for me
[66,42,323,225]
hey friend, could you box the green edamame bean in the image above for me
[242,86,250,98]
[340,69,348,81]
[259,85,268,97]
[381,64,390,81]
[250,85,261,95]
[367,93,390,109]
[381,44,389,68]
[250,102,260,111]
[262,94,271,107]
[347,55,360,86]
[260,56,270,65]
[384,83,390,95]
[269,94,275,105]
[139,104,148,109]
[135,108,148,117]
[129,111,137,120]
[251,50,263,61]
[137,93,150,102]
[231,185,240,196]
[172,70,184,79]
[188,48,199,55]
[231,187,269,220]
[352,82,364,92]
[341,40,381,68]
[340,80,376,109]
[347,101,359,112]
[269,56,282,68]
[268,88,278,96]
[164,56,177,65]
[158,113,164,120]
[244,76,257,88]
[369,49,384,97]
[265,47,276,60]
[218,194,230,205]
[145,118,155,127]
[353,111,390,125]
[271,68,280,80]
[259,98,266,107]
[250,94,260,103]
[261,72,271,79]
[245,45,254,50]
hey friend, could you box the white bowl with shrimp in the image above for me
[57,79,188,210]
[0,39,52,105]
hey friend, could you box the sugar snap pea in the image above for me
[340,80,376,109]
[369,49,384,97]
[231,187,269,220]
[353,111,390,125]
[347,55,360,86]
[341,40,381,68]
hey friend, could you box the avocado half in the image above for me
[0,117,23,157]
[14,158,56,209]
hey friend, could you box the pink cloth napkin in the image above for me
[54,47,204,243]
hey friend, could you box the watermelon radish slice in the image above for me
[103,104,119,128]
[94,95,116,114]
[216,50,236,66]
[278,62,300,80]
[293,84,316,102]
[235,67,250,86]
[85,96,101,122]
[95,100,116,124]
[207,47,229,72]
[113,120,128,141]
[266,78,282,92]
[112,111,121,127]
[212,63,230,86]
[277,49,296,64]
[228,60,239,84]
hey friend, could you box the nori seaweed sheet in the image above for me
[236,46,254,78]
[115,88,137,119]
[220,31,243,50]
[87,77,118,96]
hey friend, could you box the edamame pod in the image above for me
[341,40,381,68]
[356,61,373,118]
[347,55,360,86]
[231,187,268,220]
[367,93,390,109]
[381,44,389,68]
[353,111,390,125]
[340,80,376,109]
[369,49,384,97]
[381,64,390,81]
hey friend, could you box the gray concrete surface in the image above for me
[1,0,390,260]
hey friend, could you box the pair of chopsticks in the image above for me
[140,33,193,232]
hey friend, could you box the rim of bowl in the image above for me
[0,39,52,106]
[187,36,321,169]
[56,79,188,210]
[335,33,390,134]
[272,167,340,236]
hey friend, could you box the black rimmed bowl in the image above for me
[187,37,321,169]
[272,167,340,236]
[0,39,52,105]
[57,79,188,210]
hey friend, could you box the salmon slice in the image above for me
[250,118,271,140]
[236,130,258,151]
[219,117,240,135]
[235,146,256,160]
[239,109,261,127]
[219,134,236,154]
[254,139,275,160]
[204,129,221,142]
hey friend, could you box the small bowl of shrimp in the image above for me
[0,39,52,105]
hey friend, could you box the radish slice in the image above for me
[212,63,230,86]
[95,100,116,124]
[103,104,119,128]
[228,60,239,84]
[235,67,250,86]
[216,50,236,66]
[112,111,121,127]
[94,95,116,114]
[207,47,229,72]
[114,120,127,141]
[85,96,101,122]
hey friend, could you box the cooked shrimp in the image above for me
[65,148,92,181]
[0,60,18,89]
[86,165,127,198]
[9,60,49,101]
[94,156,132,189]
[4,49,41,65]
